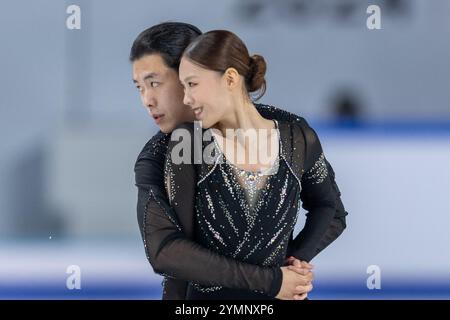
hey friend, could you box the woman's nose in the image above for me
[183,92,193,106]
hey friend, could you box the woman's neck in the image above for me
[211,97,279,171]
[213,98,273,135]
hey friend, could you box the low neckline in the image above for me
[211,119,281,175]
[208,119,282,211]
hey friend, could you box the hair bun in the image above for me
[246,54,267,98]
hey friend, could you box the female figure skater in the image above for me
[147,30,345,300]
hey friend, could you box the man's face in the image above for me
[132,54,194,133]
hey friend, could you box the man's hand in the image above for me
[276,256,314,300]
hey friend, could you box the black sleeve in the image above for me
[256,104,348,259]
[135,131,170,239]
[135,132,190,299]
[135,125,282,297]
[286,120,345,262]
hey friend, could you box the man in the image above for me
[131,22,348,299]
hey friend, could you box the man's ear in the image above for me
[224,67,240,89]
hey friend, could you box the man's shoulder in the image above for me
[136,130,170,163]
[134,130,169,188]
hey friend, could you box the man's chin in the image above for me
[159,122,177,134]
[159,126,171,134]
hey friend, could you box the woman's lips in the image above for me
[193,107,203,118]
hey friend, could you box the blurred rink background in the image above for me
[1,0,450,300]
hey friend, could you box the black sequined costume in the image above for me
[135,104,348,300]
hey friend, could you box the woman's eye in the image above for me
[188,82,196,87]
[136,86,143,92]
[151,82,160,88]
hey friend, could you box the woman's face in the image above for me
[179,57,232,129]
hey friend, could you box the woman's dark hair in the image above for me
[183,30,267,101]
[129,22,202,70]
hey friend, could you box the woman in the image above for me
[157,30,342,299]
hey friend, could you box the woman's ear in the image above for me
[224,67,240,89]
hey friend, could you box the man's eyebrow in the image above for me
[143,72,160,81]
[133,72,160,84]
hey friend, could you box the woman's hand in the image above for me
[276,261,314,300]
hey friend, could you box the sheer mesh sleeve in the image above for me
[141,123,282,297]
[286,120,345,262]
[256,104,348,260]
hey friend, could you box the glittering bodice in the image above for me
[194,120,302,270]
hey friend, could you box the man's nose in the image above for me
[142,90,156,108]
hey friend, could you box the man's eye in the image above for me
[136,86,143,92]
[188,82,196,87]
[151,82,160,88]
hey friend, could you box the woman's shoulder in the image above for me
[254,102,315,136]
[291,117,320,146]
[253,102,322,154]
[255,103,303,123]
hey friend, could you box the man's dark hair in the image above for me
[129,22,202,70]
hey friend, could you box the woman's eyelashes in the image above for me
[180,82,197,91]
[188,82,197,88]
